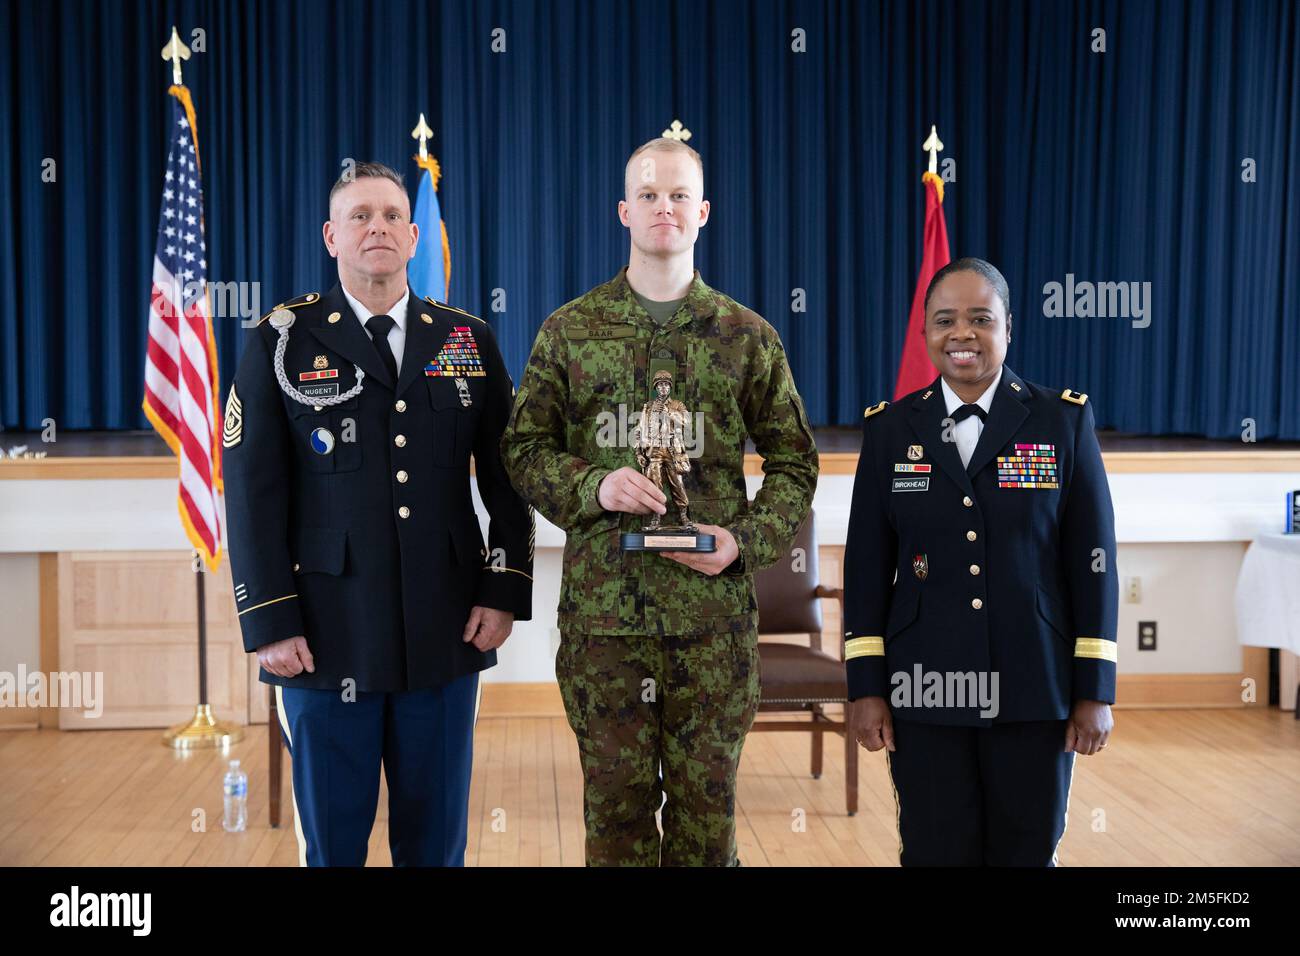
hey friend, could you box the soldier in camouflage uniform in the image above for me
[501,137,818,865]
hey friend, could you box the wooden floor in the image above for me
[1,708,1297,866]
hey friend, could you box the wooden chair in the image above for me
[749,510,858,814]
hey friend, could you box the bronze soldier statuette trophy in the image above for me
[621,369,716,552]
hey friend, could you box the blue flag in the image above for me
[409,155,449,301]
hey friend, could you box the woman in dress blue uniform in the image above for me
[843,257,1117,866]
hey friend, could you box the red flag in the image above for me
[893,171,951,399]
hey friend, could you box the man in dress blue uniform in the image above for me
[844,258,1116,866]
[222,162,533,866]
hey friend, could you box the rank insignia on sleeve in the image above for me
[424,326,487,377]
[222,385,243,448]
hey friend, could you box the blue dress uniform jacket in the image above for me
[222,284,533,693]
[842,366,1118,726]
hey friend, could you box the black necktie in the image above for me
[365,314,398,383]
[952,403,987,424]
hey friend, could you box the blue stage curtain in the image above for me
[2,0,1297,437]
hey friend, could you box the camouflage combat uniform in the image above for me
[501,268,818,865]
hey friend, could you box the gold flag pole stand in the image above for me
[154,26,243,750]
[164,705,245,750]
[164,549,244,750]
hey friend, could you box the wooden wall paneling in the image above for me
[56,551,247,730]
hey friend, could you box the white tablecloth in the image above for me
[1236,533,1300,653]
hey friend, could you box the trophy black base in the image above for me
[622,531,716,553]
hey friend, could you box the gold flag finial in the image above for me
[662,119,692,142]
[411,112,434,162]
[922,124,944,175]
[160,26,191,86]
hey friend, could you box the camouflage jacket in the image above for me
[501,268,818,636]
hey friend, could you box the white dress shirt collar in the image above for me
[341,283,409,331]
[941,367,1003,415]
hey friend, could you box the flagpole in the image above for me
[155,25,242,751]
[892,124,952,399]
[163,552,243,749]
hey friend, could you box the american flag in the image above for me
[142,85,223,569]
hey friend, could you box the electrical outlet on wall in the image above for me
[1138,621,1157,651]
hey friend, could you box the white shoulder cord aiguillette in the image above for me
[268,310,365,406]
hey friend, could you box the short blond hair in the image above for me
[624,137,704,197]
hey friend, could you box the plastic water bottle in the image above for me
[223,759,248,832]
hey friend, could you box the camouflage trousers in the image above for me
[556,627,761,866]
